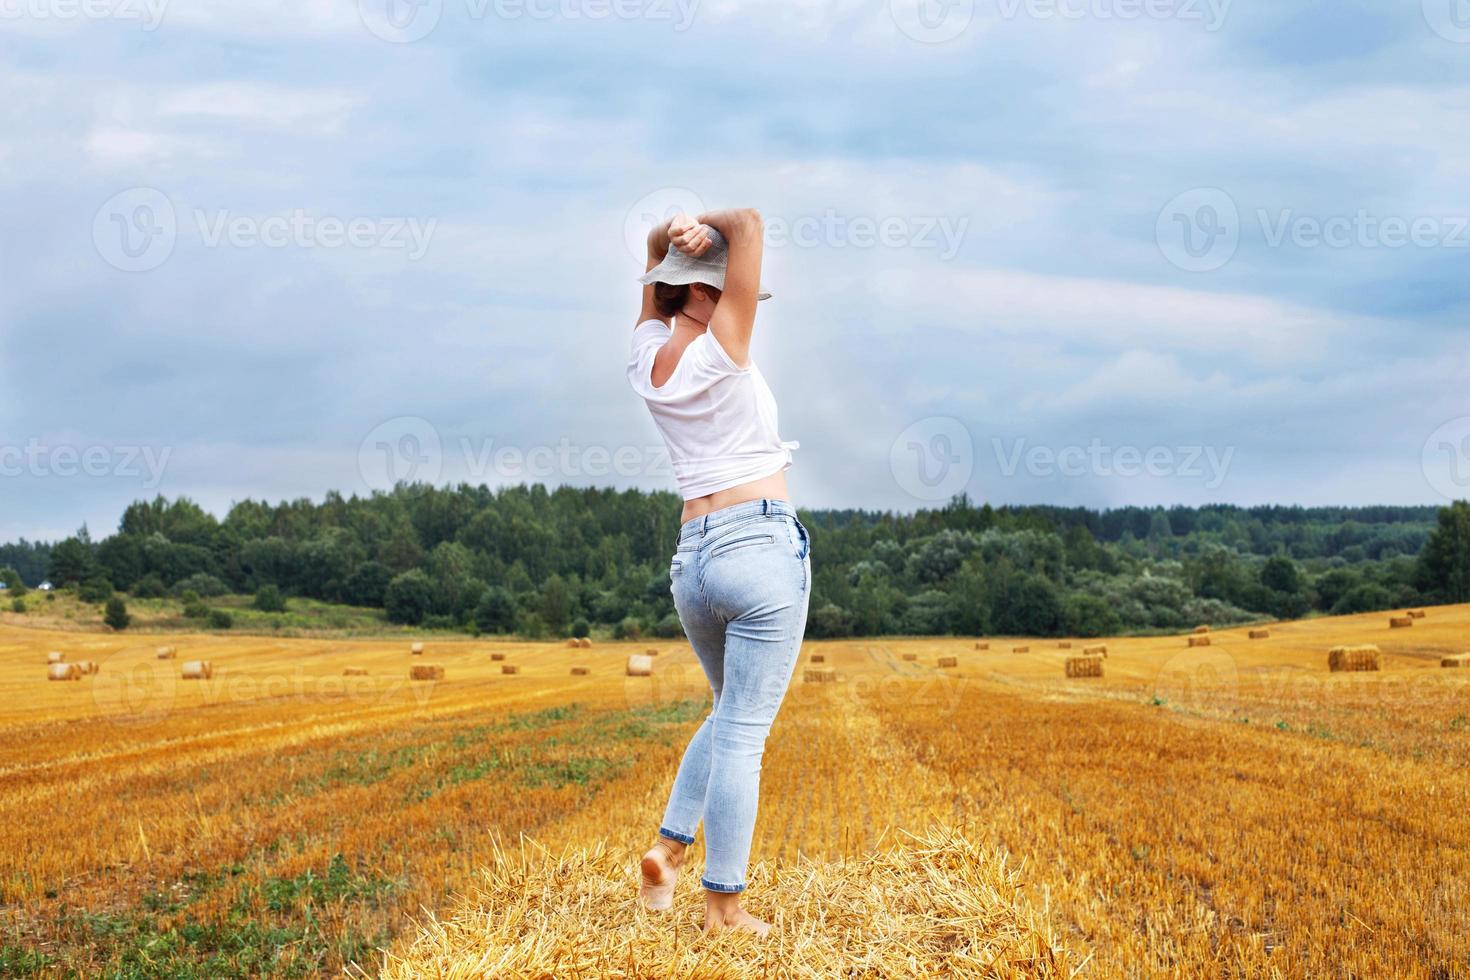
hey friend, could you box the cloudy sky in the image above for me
[2,0,1468,543]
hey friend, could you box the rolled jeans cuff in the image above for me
[701,878,746,894]
[659,827,695,845]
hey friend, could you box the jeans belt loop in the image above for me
[762,499,770,516]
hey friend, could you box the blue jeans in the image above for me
[657,499,812,893]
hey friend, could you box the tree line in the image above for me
[4,487,1469,639]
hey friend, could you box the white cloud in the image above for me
[84,127,218,167]
[159,83,362,132]
[873,266,1364,363]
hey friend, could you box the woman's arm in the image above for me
[637,217,676,328]
[698,208,764,367]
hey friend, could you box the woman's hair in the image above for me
[652,282,721,319]
[653,282,689,319]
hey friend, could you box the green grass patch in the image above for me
[62,855,399,979]
[500,703,585,731]
[0,945,54,977]
[521,756,630,789]
[248,854,399,913]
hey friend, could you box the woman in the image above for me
[626,208,810,936]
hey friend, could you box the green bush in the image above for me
[131,573,167,598]
[652,612,684,638]
[613,616,643,641]
[1331,583,1393,615]
[104,597,130,631]
[172,573,229,598]
[384,571,434,625]
[0,567,26,595]
[10,598,24,614]
[183,601,210,619]
[517,611,547,639]
[342,561,393,607]
[474,587,518,635]
[1066,594,1123,638]
[254,584,288,613]
[806,603,854,638]
[207,609,234,630]
[78,577,115,604]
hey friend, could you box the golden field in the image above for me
[2,607,1469,978]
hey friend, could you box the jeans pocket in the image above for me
[707,532,776,562]
[789,520,810,561]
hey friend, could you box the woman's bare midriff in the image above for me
[680,471,792,523]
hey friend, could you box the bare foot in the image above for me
[639,840,683,911]
[704,903,771,937]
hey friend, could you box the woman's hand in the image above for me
[668,213,714,257]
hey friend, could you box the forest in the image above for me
[3,488,1468,639]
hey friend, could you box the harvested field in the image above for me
[2,607,1469,978]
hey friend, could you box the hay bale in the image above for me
[973,642,989,651]
[501,664,520,675]
[1390,616,1413,629]
[1193,625,1211,634]
[47,663,81,681]
[411,642,425,655]
[181,660,213,680]
[570,666,590,675]
[1188,636,1212,647]
[901,652,918,662]
[1012,646,1030,654]
[1329,645,1381,673]
[804,666,837,684]
[565,638,580,648]
[1058,641,1072,649]
[625,654,652,677]
[1249,629,1271,640]
[410,664,444,681]
[645,648,660,656]
[1083,644,1107,657]
[1440,653,1470,669]
[73,660,98,676]
[343,668,369,676]
[578,637,593,649]
[1065,656,1104,679]
[1408,610,1427,619]
[810,653,826,663]
[47,650,64,664]
[491,652,506,662]
[938,656,958,668]
[156,646,176,660]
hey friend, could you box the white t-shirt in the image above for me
[627,320,798,500]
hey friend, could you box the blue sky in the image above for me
[2,0,1469,543]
